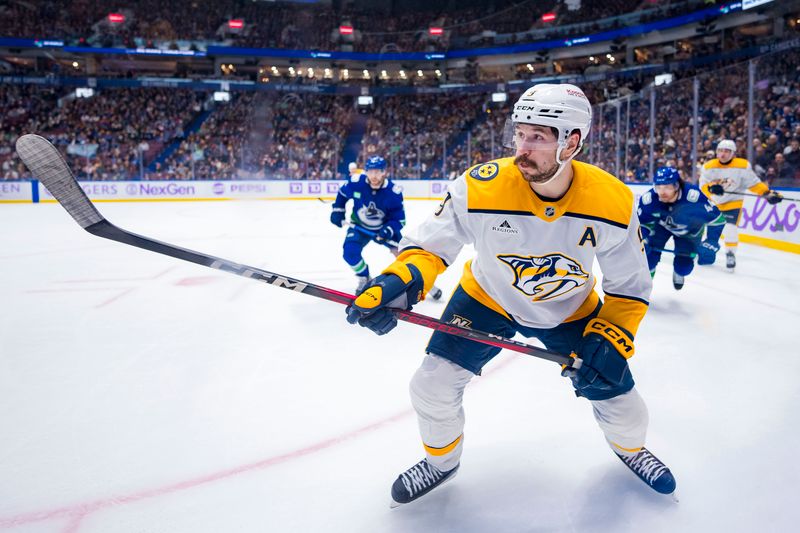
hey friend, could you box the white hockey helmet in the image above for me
[505,83,593,183]
[507,83,592,151]
[716,139,736,153]
[348,162,357,172]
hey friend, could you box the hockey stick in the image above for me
[16,134,577,368]
[346,222,400,248]
[649,247,697,258]
[712,190,800,202]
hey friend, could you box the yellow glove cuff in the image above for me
[584,318,635,359]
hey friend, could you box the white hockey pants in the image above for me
[409,354,650,471]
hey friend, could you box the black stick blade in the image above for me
[15,134,104,228]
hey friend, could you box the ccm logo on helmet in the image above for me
[516,105,537,111]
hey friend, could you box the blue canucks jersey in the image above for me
[333,174,406,235]
[637,182,723,238]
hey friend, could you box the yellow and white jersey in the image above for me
[699,157,768,211]
[392,157,652,334]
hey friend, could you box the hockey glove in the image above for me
[563,318,633,394]
[377,225,394,242]
[708,184,725,195]
[697,240,720,265]
[345,264,425,336]
[330,208,345,228]
[764,191,783,205]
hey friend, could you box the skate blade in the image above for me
[669,491,680,503]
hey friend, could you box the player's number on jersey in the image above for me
[637,225,645,254]
[435,192,451,217]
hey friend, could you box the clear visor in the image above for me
[502,119,561,151]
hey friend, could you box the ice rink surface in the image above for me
[1,199,799,533]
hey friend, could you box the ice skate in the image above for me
[355,275,370,293]
[615,447,676,495]
[725,250,736,270]
[390,459,459,508]
[428,286,443,301]
[672,272,684,290]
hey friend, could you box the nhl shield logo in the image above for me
[544,206,556,217]
[498,253,589,301]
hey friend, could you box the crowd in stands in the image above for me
[1,85,206,180]
[154,91,352,181]
[2,46,799,186]
[0,0,699,54]
[359,93,489,179]
[584,47,800,187]
[0,84,64,179]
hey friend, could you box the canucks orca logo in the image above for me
[357,201,386,230]
[498,253,589,301]
[660,216,689,236]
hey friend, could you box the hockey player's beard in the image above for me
[514,154,559,183]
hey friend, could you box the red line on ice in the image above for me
[0,357,515,532]
[0,410,413,531]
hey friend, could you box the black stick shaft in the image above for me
[721,191,799,202]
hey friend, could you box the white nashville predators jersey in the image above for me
[397,157,652,332]
[699,157,768,210]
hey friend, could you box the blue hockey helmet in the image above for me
[653,167,680,186]
[365,155,387,171]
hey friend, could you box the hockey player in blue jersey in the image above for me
[637,167,725,290]
[330,155,406,291]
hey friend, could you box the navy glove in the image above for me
[708,184,725,195]
[330,209,345,228]
[697,240,720,265]
[377,225,394,242]
[764,191,783,205]
[345,265,425,335]
[563,318,633,395]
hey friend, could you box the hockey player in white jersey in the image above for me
[699,139,783,270]
[345,84,676,506]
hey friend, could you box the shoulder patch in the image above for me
[350,175,360,183]
[392,184,403,194]
[686,189,700,203]
[641,191,653,205]
[469,162,499,181]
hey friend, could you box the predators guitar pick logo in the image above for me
[498,253,589,301]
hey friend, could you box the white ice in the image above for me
[1,200,799,533]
